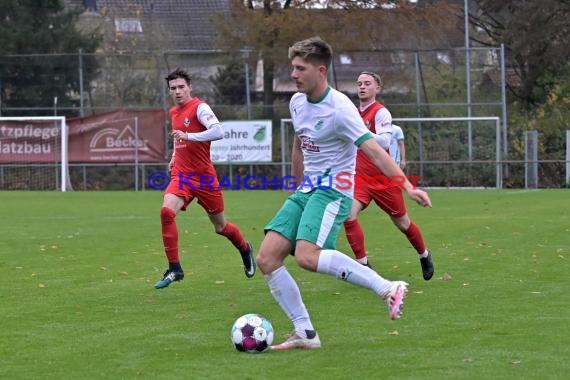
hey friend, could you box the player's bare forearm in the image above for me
[361,139,407,182]
[361,138,431,207]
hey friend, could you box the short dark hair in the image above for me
[165,68,191,85]
[288,36,333,68]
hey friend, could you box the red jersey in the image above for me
[355,101,387,176]
[170,97,218,184]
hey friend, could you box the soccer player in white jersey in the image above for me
[390,124,406,169]
[255,37,432,350]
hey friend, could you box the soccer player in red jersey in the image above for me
[155,68,255,289]
[343,71,434,280]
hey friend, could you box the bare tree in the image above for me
[214,0,459,118]
[469,0,570,108]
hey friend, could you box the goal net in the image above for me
[0,116,69,191]
[280,116,502,188]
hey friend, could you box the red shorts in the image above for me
[165,176,224,214]
[354,183,407,218]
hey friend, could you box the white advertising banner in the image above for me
[211,120,272,163]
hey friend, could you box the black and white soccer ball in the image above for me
[230,313,274,353]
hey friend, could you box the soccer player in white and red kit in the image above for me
[257,37,432,350]
[343,71,434,280]
[155,68,255,289]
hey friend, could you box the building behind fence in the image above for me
[0,47,568,189]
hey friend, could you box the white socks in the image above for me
[265,266,315,336]
[264,250,397,337]
[317,249,392,295]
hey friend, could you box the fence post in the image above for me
[496,118,502,189]
[500,44,508,177]
[134,116,139,191]
[464,0,473,161]
[280,120,287,181]
[82,165,87,190]
[566,129,570,186]
[78,49,85,117]
[524,130,538,189]
[414,52,424,180]
[244,62,251,120]
[566,130,570,186]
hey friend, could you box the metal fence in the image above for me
[1,47,568,189]
[0,47,507,118]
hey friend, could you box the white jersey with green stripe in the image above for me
[289,86,373,198]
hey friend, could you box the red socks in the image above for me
[344,218,367,260]
[218,222,248,253]
[344,217,426,259]
[160,207,179,263]
[404,221,426,255]
[161,206,249,265]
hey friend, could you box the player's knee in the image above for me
[256,249,282,275]
[392,215,410,231]
[344,217,357,226]
[344,216,354,224]
[255,252,269,273]
[210,213,227,234]
[160,206,176,223]
[294,249,318,272]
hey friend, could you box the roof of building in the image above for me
[63,1,470,96]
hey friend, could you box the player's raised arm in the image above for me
[360,138,431,208]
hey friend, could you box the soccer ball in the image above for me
[230,313,274,353]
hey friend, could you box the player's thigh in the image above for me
[297,189,351,249]
[372,187,407,218]
[162,193,185,211]
[352,184,372,214]
[164,176,195,211]
[264,192,306,246]
[257,230,294,273]
[195,188,225,214]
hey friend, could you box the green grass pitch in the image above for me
[0,190,568,379]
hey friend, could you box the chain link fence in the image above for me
[1,47,568,189]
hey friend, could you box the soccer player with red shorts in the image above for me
[155,68,255,289]
[343,71,434,280]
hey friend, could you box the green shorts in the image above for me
[265,188,352,251]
